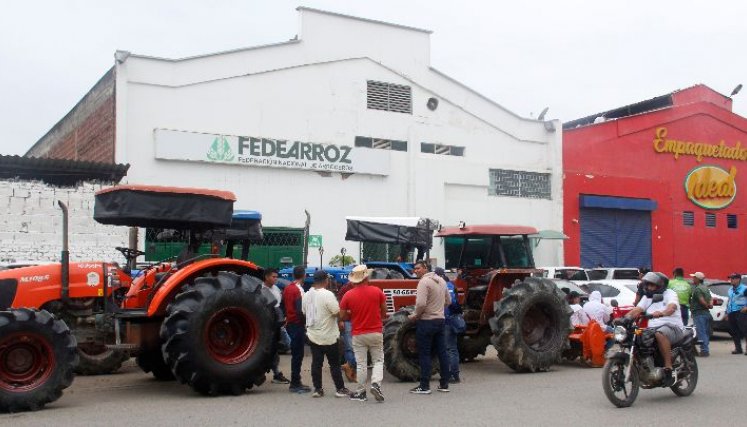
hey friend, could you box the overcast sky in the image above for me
[1,0,744,156]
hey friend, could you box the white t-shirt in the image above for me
[265,284,282,308]
[570,304,589,326]
[637,289,684,329]
[302,287,341,346]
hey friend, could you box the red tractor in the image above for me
[377,224,572,380]
[0,185,278,412]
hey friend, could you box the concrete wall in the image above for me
[26,68,116,163]
[0,179,129,264]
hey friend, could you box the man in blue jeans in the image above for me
[688,272,712,357]
[435,267,461,383]
[283,265,311,393]
[409,261,451,394]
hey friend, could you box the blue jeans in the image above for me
[342,321,356,368]
[680,305,690,326]
[693,313,711,353]
[286,323,305,385]
[444,321,460,378]
[416,319,449,389]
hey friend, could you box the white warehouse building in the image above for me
[27,7,563,268]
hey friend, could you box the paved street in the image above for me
[2,334,744,427]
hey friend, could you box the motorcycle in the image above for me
[602,298,698,408]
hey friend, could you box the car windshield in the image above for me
[554,280,587,295]
[587,269,608,280]
[708,284,731,297]
[612,269,640,280]
[625,284,639,293]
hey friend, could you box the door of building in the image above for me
[579,207,652,269]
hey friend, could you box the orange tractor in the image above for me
[0,185,278,412]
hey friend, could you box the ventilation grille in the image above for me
[420,143,465,157]
[705,213,716,227]
[367,80,412,114]
[355,136,407,152]
[683,211,694,226]
[489,169,551,199]
[727,214,738,229]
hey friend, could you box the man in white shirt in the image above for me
[582,291,612,326]
[568,292,589,327]
[623,272,685,386]
[302,270,350,398]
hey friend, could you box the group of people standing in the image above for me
[260,261,463,402]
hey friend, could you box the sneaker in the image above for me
[370,383,384,402]
[409,386,432,395]
[335,388,351,398]
[312,389,324,398]
[437,384,450,393]
[450,375,461,384]
[696,352,709,358]
[732,349,744,354]
[662,368,675,387]
[349,390,367,402]
[289,383,311,393]
[272,373,290,384]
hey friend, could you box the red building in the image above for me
[563,85,746,278]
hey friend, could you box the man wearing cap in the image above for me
[689,272,712,357]
[408,261,452,394]
[568,291,589,327]
[283,265,311,393]
[726,273,747,355]
[302,270,350,398]
[339,265,387,402]
[668,267,692,325]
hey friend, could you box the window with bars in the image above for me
[683,211,694,226]
[705,213,716,228]
[727,214,738,229]
[489,169,551,199]
[420,142,465,156]
[355,136,407,152]
[367,80,412,114]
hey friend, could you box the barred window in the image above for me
[683,211,694,227]
[705,213,716,228]
[727,214,738,229]
[367,80,412,114]
[489,169,551,199]
[355,136,407,152]
[420,142,465,156]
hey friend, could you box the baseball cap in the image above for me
[689,272,705,280]
[568,291,581,298]
[729,272,741,279]
[313,270,329,282]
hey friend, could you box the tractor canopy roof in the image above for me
[345,216,438,249]
[94,184,236,229]
[436,224,538,237]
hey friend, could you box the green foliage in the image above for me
[329,254,356,267]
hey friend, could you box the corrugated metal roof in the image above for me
[0,155,129,186]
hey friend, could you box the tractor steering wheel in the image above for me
[115,246,146,260]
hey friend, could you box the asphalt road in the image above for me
[2,333,744,427]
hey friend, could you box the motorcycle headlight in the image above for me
[614,325,628,342]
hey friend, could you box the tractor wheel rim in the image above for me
[0,332,55,392]
[205,307,258,365]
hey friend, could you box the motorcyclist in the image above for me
[620,271,685,386]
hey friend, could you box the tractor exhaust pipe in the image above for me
[58,200,70,302]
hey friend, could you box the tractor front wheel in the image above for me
[489,277,572,372]
[160,272,277,395]
[0,309,77,413]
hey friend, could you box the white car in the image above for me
[583,280,639,307]
[704,280,731,333]
[586,267,640,281]
[537,266,590,283]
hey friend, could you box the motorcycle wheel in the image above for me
[602,358,639,408]
[671,351,698,397]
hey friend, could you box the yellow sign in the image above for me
[653,127,747,162]
[684,165,737,209]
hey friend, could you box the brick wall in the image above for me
[0,179,129,264]
[26,68,116,164]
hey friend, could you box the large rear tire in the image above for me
[161,272,277,395]
[75,344,129,376]
[383,307,438,382]
[489,277,572,372]
[0,309,78,413]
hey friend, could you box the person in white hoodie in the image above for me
[583,291,612,326]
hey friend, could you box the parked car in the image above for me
[538,266,590,282]
[584,280,639,307]
[705,280,731,333]
[586,267,640,281]
[551,279,589,304]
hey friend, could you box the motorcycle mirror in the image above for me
[610,299,618,307]
[652,293,664,303]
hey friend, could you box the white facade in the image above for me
[113,7,563,266]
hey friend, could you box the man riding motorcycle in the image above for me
[620,271,685,387]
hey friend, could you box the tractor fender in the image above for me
[146,258,261,316]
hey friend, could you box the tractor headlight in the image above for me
[614,326,628,342]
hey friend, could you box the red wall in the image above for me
[564,89,747,279]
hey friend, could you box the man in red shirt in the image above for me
[340,265,387,403]
[283,265,311,393]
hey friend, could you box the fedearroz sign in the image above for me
[154,129,390,176]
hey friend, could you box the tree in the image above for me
[329,254,356,267]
